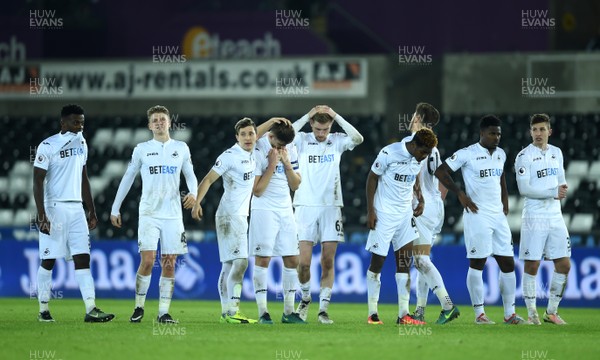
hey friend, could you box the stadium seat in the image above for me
[562,213,572,228]
[132,128,151,145]
[9,161,32,177]
[89,177,110,196]
[507,213,522,233]
[570,214,594,233]
[0,210,13,226]
[13,209,31,226]
[588,161,600,178]
[102,160,128,179]
[112,128,133,151]
[172,128,192,143]
[566,160,588,178]
[92,128,115,150]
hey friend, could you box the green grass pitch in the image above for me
[1,298,598,360]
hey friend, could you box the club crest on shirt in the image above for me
[551,154,556,159]
[172,151,179,158]
[518,167,526,175]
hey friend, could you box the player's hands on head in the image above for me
[37,213,51,235]
[88,212,98,230]
[191,204,203,221]
[458,191,479,213]
[110,214,122,228]
[182,193,196,209]
[367,210,377,230]
[308,106,319,119]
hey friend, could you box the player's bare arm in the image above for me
[413,173,425,217]
[33,167,50,234]
[434,163,478,213]
[253,148,279,196]
[323,105,364,145]
[500,172,509,216]
[366,171,379,230]
[279,147,301,191]
[81,165,97,230]
[192,170,221,220]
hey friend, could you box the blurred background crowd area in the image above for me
[1,0,598,245]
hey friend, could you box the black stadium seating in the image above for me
[1,114,598,245]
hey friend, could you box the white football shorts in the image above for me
[295,206,344,244]
[365,211,419,257]
[39,202,90,260]
[463,211,513,258]
[138,216,187,255]
[215,215,249,262]
[249,208,299,257]
[519,214,571,261]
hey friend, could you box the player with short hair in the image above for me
[407,103,460,324]
[34,104,114,322]
[515,114,570,325]
[111,105,198,324]
[292,105,363,324]
[435,115,527,325]
[191,117,263,324]
[250,121,305,324]
[365,128,437,325]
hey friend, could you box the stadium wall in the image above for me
[1,240,598,307]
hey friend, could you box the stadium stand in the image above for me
[1,114,598,245]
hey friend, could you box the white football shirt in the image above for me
[515,143,565,216]
[371,137,422,215]
[111,139,198,219]
[251,135,299,211]
[293,131,356,207]
[445,143,506,214]
[212,143,256,216]
[34,131,88,203]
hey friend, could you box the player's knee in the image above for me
[72,254,90,270]
[321,256,334,272]
[231,258,248,276]
[298,263,310,276]
[555,260,571,274]
[413,255,432,273]
[40,259,56,271]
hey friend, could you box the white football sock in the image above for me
[547,272,567,315]
[282,267,298,316]
[75,268,96,313]
[414,255,453,310]
[135,273,151,309]
[395,272,410,318]
[300,281,311,302]
[366,270,381,316]
[158,276,174,316]
[467,267,485,317]
[499,271,516,318]
[522,273,537,316]
[37,266,53,312]
[218,262,232,314]
[227,258,247,315]
[416,270,429,308]
[253,265,268,317]
[319,287,332,313]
